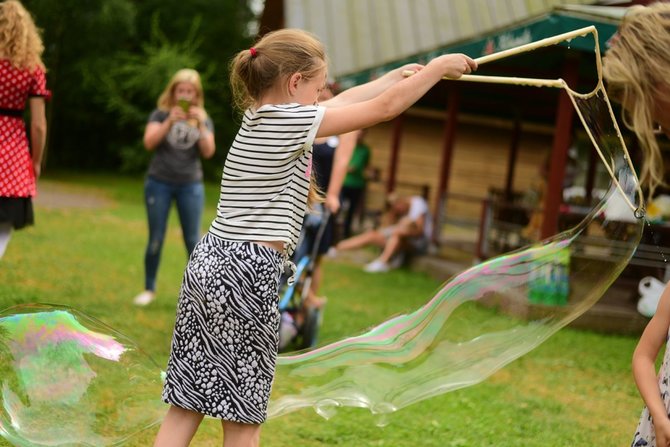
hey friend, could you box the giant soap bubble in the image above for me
[0,304,164,446]
[268,28,646,421]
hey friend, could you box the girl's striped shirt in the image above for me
[209,103,325,256]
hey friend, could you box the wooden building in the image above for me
[258,1,647,251]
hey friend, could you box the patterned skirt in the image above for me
[162,233,284,424]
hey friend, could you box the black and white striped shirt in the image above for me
[209,103,325,256]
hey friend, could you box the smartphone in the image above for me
[177,98,190,114]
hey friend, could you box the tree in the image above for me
[23,0,254,178]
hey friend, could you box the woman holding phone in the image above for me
[133,68,216,306]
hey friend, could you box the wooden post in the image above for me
[386,114,405,194]
[433,85,461,244]
[504,114,522,201]
[476,198,492,261]
[541,55,580,239]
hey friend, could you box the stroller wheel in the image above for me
[299,306,323,349]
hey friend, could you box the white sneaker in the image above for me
[364,259,390,273]
[133,291,155,306]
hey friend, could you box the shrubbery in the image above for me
[24,0,253,179]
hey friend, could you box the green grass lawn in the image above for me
[0,173,647,446]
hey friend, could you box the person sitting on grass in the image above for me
[332,192,432,272]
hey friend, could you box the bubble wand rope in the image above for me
[403,25,644,215]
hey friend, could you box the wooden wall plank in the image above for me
[361,115,551,221]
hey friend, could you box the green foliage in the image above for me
[22,0,138,169]
[100,14,206,174]
[103,17,204,124]
[21,0,254,178]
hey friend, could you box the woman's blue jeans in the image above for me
[143,176,204,292]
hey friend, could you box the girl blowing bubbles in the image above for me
[602,3,670,447]
[154,28,476,447]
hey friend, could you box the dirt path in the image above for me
[33,180,112,209]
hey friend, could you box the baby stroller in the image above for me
[277,209,330,351]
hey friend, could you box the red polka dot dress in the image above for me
[0,59,50,229]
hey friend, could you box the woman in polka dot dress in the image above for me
[0,0,50,260]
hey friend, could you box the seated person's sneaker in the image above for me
[133,291,155,306]
[364,259,390,273]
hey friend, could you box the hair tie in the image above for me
[249,47,258,58]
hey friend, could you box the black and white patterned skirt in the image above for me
[162,233,284,424]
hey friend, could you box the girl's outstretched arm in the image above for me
[323,64,423,108]
[633,287,670,444]
[317,53,476,138]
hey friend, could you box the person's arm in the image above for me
[322,63,422,108]
[189,106,216,159]
[143,107,186,150]
[317,54,476,138]
[28,97,47,178]
[394,214,425,237]
[633,288,670,444]
[197,124,215,159]
[325,131,357,213]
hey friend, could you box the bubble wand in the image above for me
[404,26,597,89]
[403,25,644,216]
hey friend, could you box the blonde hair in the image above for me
[157,68,205,111]
[603,2,670,196]
[0,0,44,70]
[229,29,329,205]
[229,28,327,111]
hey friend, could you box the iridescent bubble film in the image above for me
[0,304,164,446]
[268,84,644,422]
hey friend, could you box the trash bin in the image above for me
[528,247,570,306]
[637,276,666,318]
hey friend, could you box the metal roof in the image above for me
[284,0,606,82]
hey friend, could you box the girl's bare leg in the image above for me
[222,421,261,447]
[154,405,205,447]
[306,257,327,308]
[335,229,385,251]
[378,234,402,264]
[0,222,11,259]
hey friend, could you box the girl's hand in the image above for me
[393,63,424,79]
[655,417,670,446]
[430,53,478,79]
[188,106,207,124]
[168,106,187,123]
